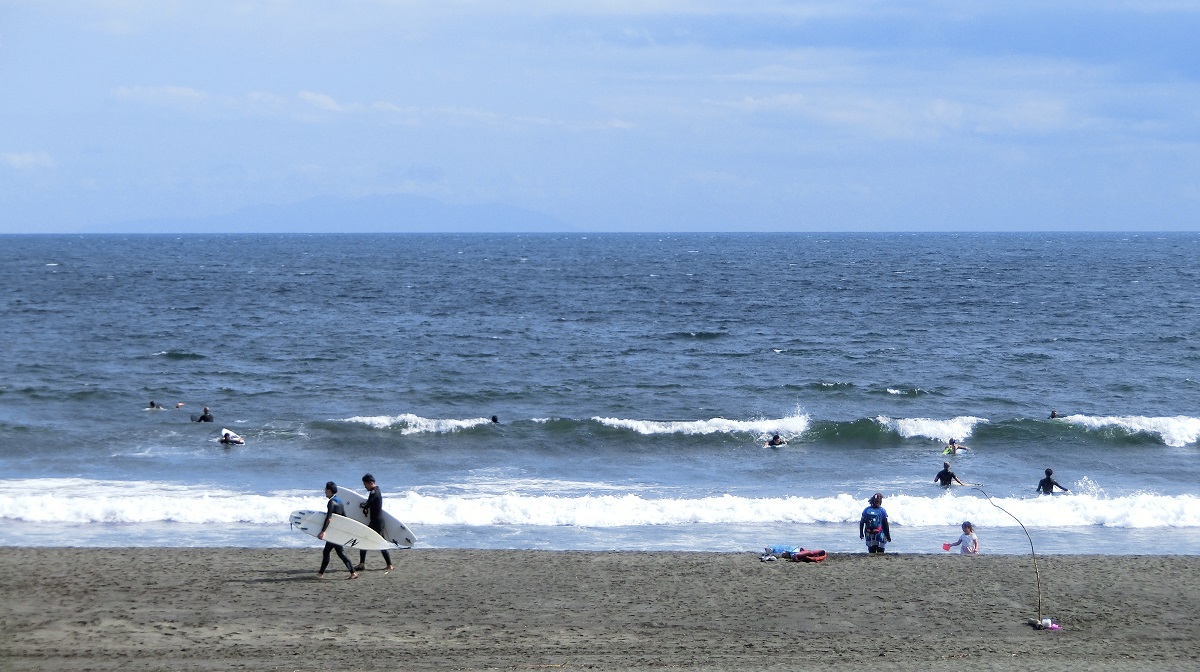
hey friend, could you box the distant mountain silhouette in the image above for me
[88,194,573,233]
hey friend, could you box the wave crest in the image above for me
[876,416,986,442]
[592,414,811,436]
[4,479,1197,530]
[341,414,494,434]
[1060,414,1200,447]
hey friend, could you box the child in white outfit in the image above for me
[947,521,979,554]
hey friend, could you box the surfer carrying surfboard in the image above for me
[354,474,394,572]
[317,481,359,580]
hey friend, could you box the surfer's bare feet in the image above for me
[354,563,365,571]
[385,565,394,571]
[316,572,325,578]
[348,572,359,580]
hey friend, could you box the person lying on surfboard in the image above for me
[765,433,787,447]
[943,438,969,454]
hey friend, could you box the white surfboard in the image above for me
[336,487,417,547]
[219,428,244,445]
[289,510,393,551]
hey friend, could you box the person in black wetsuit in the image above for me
[355,473,394,572]
[194,406,214,422]
[317,481,359,579]
[1037,468,1069,494]
[934,461,965,487]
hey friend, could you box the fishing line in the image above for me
[971,485,1044,622]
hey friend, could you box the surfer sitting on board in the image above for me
[1037,468,1069,495]
[193,406,214,422]
[765,433,787,447]
[317,481,359,580]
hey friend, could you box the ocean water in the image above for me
[1,232,1198,555]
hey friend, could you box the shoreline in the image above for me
[2,548,1197,671]
[6,521,1199,555]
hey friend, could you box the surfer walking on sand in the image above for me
[317,481,359,580]
[859,493,891,554]
[355,473,394,572]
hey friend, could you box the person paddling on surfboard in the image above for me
[765,433,787,447]
[317,481,359,580]
[943,438,968,454]
[355,473,394,572]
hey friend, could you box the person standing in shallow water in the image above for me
[859,493,892,554]
[1037,468,1069,494]
[317,481,359,580]
[934,461,965,487]
[355,473,394,572]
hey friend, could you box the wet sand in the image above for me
[1,548,1196,671]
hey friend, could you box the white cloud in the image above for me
[3,152,54,170]
[298,91,349,112]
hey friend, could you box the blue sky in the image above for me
[2,1,1198,233]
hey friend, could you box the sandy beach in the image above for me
[1,548,1196,671]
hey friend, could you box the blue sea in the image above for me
[2,233,1198,554]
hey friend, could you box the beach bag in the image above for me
[862,508,883,533]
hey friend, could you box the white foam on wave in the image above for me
[592,414,811,436]
[1061,414,1200,447]
[342,413,493,434]
[0,478,317,525]
[397,491,1200,528]
[877,415,986,442]
[3,478,1197,529]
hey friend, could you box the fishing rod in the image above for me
[971,485,1044,624]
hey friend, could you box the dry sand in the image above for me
[1,548,1197,671]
